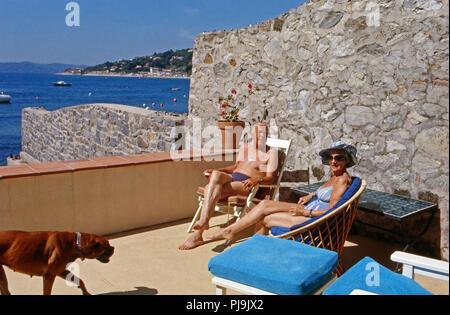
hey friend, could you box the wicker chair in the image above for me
[271,178,367,275]
[187,137,291,233]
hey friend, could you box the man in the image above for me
[179,123,278,250]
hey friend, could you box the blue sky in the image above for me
[0,0,308,66]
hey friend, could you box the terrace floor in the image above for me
[4,214,449,295]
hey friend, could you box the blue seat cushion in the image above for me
[271,177,362,236]
[323,256,432,295]
[208,235,338,295]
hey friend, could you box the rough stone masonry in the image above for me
[188,0,449,259]
[22,103,186,162]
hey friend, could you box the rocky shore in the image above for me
[57,72,190,79]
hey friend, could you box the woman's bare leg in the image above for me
[208,200,299,242]
[261,211,309,231]
[253,220,269,235]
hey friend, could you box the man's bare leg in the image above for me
[179,171,234,250]
[194,171,234,229]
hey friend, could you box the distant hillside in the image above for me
[81,48,193,76]
[0,62,87,74]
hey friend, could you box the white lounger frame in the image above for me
[390,251,449,282]
[212,274,336,295]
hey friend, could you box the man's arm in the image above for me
[242,148,278,190]
[254,147,278,184]
[204,143,246,175]
[205,164,236,175]
[262,148,278,184]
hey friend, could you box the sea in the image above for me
[0,72,190,166]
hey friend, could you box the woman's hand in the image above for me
[297,194,313,205]
[289,205,305,216]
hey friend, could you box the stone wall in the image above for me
[22,103,186,162]
[188,0,449,259]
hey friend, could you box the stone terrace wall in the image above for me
[22,103,186,162]
[189,0,449,258]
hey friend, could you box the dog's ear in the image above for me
[88,240,101,249]
[48,248,61,265]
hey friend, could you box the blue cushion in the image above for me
[208,235,338,295]
[270,226,291,235]
[323,256,432,295]
[271,177,362,236]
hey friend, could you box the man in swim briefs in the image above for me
[178,123,278,250]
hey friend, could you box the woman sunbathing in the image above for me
[207,141,358,245]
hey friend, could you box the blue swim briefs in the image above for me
[231,172,250,182]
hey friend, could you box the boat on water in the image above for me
[0,92,11,103]
[53,81,72,87]
[170,87,181,91]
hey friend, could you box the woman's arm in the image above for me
[291,177,350,218]
[327,176,350,209]
[290,205,327,218]
[298,192,315,205]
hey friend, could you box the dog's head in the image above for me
[81,234,115,263]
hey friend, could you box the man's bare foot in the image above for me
[178,233,204,250]
[193,219,209,231]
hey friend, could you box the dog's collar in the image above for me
[76,232,85,261]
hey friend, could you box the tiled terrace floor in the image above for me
[4,214,448,295]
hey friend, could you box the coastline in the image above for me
[56,72,191,80]
[0,71,191,166]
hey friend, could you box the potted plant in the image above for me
[217,84,257,149]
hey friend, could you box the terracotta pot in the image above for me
[217,120,246,149]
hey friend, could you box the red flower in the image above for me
[218,83,257,122]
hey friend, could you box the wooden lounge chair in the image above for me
[187,137,291,233]
[270,178,367,275]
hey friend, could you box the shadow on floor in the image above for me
[341,234,404,272]
[100,286,158,295]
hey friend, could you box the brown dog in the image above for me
[0,230,114,295]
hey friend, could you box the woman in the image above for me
[208,141,358,245]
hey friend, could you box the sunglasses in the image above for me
[325,155,347,163]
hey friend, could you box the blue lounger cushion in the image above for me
[271,177,362,236]
[322,256,432,295]
[208,234,338,295]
